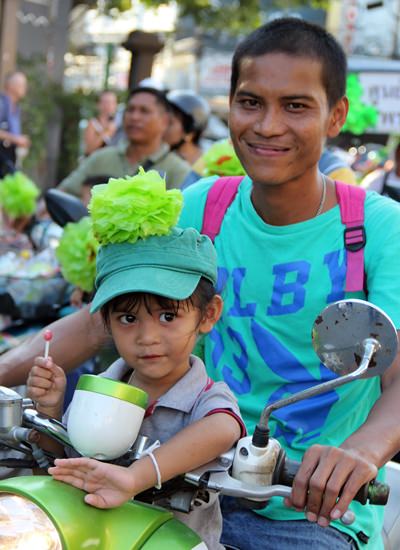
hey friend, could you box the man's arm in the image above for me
[0,129,30,148]
[58,155,95,197]
[0,306,109,387]
[289,340,400,526]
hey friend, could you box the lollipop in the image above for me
[43,330,53,359]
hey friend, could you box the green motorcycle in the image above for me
[0,299,397,549]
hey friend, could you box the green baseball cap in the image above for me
[90,227,217,313]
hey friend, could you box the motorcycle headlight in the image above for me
[0,493,62,549]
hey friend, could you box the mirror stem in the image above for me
[252,338,380,448]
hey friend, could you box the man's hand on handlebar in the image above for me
[285,444,378,527]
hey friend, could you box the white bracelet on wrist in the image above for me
[139,440,162,489]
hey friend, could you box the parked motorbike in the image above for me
[0,299,398,548]
[0,188,88,345]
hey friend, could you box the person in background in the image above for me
[164,90,210,166]
[83,90,118,156]
[319,147,357,185]
[164,90,211,189]
[0,71,30,177]
[80,174,112,207]
[58,87,191,197]
[362,142,400,201]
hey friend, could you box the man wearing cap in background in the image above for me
[58,87,192,197]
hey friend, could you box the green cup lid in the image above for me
[76,375,148,409]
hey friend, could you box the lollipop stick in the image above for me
[43,330,53,360]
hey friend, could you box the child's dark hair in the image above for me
[230,17,347,108]
[100,277,216,329]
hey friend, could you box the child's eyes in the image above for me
[159,312,176,323]
[119,314,136,325]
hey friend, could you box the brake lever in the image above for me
[185,468,355,526]
[184,448,235,485]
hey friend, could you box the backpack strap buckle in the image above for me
[344,225,366,253]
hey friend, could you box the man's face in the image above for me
[164,111,185,147]
[229,53,347,187]
[123,92,169,146]
[10,73,27,101]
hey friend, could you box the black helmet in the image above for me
[166,90,210,135]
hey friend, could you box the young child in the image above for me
[26,170,245,549]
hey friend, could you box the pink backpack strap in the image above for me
[335,181,366,293]
[201,176,244,242]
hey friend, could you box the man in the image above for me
[1,18,400,549]
[0,71,30,176]
[362,142,400,200]
[59,87,191,196]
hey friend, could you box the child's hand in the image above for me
[27,356,66,412]
[49,457,135,509]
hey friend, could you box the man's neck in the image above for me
[126,140,164,165]
[250,173,337,226]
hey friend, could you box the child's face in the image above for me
[108,295,214,388]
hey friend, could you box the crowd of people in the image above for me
[1,16,400,550]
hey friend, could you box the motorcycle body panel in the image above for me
[141,519,206,549]
[0,476,202,549]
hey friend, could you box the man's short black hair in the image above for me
[127,86,169,110]
[230,18,347,108]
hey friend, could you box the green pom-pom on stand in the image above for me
[56,217,99,292]
[88,168,183,245]
[0,171,39,218]
[342,73,379,135]
[202,139,245,177]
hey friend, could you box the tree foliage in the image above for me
[73,0,328,33]
[72,0,132,13]
[140,0,329,33]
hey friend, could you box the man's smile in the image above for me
[245,141,291,157]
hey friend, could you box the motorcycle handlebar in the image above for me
[276,457,389,506]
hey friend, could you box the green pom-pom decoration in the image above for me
[0,171,40,218]
[342,73,379,135]
[202,140,245,176]
[88,168,183,245]
[56,217,99,292]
